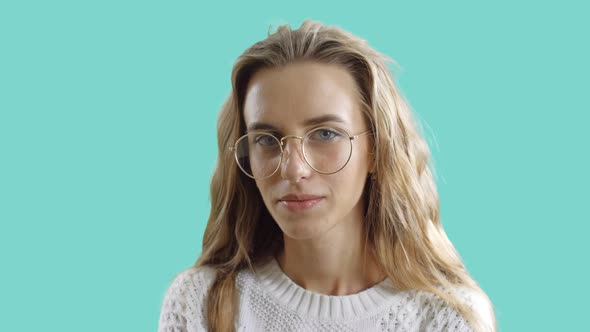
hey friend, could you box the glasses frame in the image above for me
[229,126,373,180]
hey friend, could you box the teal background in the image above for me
[1,0,588,331]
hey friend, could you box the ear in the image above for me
[367,134,376,174]
[367,154,375,175]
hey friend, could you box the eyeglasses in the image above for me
[229,126,372,179]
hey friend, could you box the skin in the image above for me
[243,61,386,296]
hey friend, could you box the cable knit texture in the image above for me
[158,257,482,331]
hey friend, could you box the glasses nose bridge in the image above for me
[279,135,304,154]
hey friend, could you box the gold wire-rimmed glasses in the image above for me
[229,126,372,180]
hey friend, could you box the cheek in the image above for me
[331,157,370,196]
[328,163,367,193]
[342,152,370,180]
[255,181,271,201]
[255,181,281,213]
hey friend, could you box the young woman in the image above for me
[158,20,496,332]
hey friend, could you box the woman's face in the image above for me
[243,61,373,240]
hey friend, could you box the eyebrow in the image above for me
[247,114,347,132]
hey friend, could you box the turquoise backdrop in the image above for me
[1,1,588,331]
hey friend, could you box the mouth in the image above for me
[277,194,325,212]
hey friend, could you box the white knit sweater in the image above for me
[158,257,483,331]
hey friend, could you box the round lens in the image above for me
[303,127,352,174]
[234,132,282,179]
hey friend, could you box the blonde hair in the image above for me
[195,19,496,332]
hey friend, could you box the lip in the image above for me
[279,193,324,201]
[277,194,325,212]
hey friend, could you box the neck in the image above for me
[275,215,386,296]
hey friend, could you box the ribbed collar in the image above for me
[250,256,399,321]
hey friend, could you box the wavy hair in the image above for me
[194,19,496,332]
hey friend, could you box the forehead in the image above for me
[243,61,364,131]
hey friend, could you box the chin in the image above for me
[281,227,321,241]
[274,215,332,241]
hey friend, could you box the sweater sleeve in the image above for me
[422,286,493,332]
[423,299,474,332]
[158,267,214,332]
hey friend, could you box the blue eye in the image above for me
[310,128,341,141]
[254,134,278,146]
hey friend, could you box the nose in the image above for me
[279,137,311,182]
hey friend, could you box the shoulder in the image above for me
[164,265,218,297]
[416,285,494,332]
[158,265,218,332]
[453,285,495,331]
